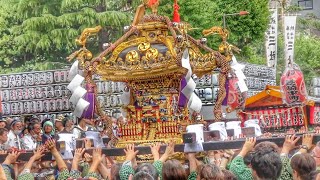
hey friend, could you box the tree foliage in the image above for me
[159,0,270,51]
[16,0,132,53]
[294,35,320,86]
[0,0,22,67]
[0,0,135,71]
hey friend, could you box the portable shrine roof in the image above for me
[245,85,317,109]
[245,85,282,108]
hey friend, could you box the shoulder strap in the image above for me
[73,126,84,132]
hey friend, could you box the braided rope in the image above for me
[214,55,230,121]
[84,71,119,146]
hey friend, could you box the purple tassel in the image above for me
[178,77,188,107]
[222,79,229,106]
[82,83,95,119]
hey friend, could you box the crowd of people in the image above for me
[0,115,320,180]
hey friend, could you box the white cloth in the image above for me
[182,49,202,113]
[244,119,262,137]
[73,98,90,118]
[21,135,37,150]
[72,125,89,139]
[85,131,105,148]
[57,133,76,159]
[226,121,242,138]
[184,124,204,152]
[208,122,227,140]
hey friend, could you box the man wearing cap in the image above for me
[7,118,23,149]
[64,118,74,133]
[55,118,69,134]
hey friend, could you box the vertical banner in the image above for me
[284,15,297,66]
[266,8,278,68]
[0,90,2,115]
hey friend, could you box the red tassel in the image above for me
[173,0,180,23]
[148,0,158,7]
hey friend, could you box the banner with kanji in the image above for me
[266,9,278,68]
[0,90,2,115]
[284,15,297,66]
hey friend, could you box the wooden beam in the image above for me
[1,134,319,162]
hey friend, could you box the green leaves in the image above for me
[159,0,269,49]
[294,35,320,85]
[0,0,134,71]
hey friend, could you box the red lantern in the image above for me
[280,64,308,106]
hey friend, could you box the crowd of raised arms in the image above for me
[0,116,320,180]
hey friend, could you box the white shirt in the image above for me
[72,125,88,139]
[22,135,37,150]
[7,130,22,149]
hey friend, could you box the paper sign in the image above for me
[284,15,297,66]
[266,9,278,68]
[67,74,84,93]
[188,93,202,113]
[182,79,196,99]
[70,86,87,105]
[74,98,90,118]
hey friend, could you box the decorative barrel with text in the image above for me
[280,64,308,106]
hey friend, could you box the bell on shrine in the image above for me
[280,63,308,106]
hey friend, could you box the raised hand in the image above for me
[124,144,139,161]
[88,148,103,174]
[84,153,93,162]
[150,142,161,161]
[92,148,103,164]
[159,140,175,162]
[282,135,300,154]
[186,153,197,172]
[164,140,175,157]
[186,153,196,161]
[32,146,46,161]
[302,134,314,150]
[214,150,223,166]
[239,137,256,157]
[74,148,86,161]
[3,150,20,165]
[45,139,57,152]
